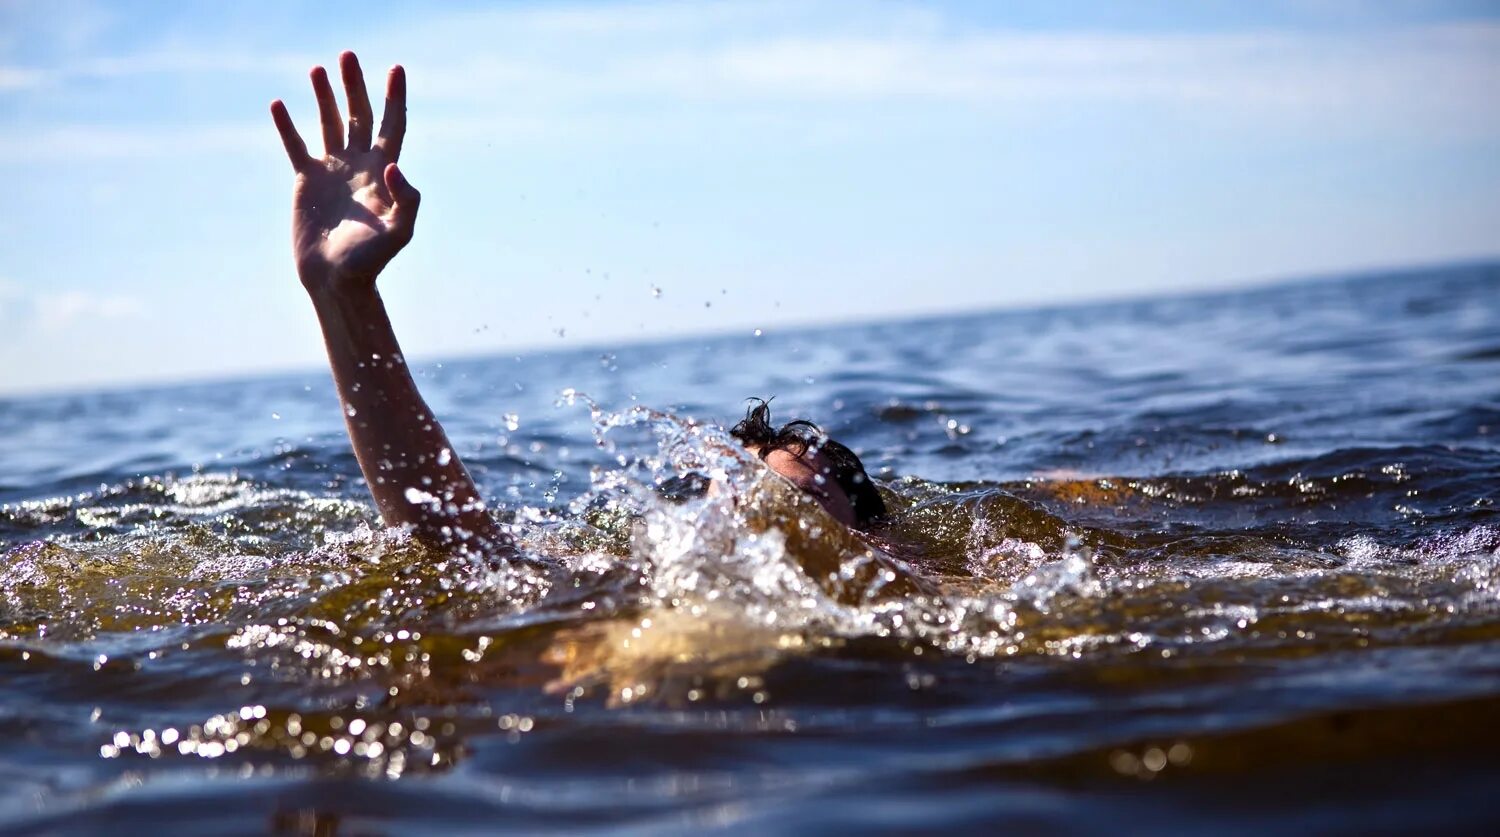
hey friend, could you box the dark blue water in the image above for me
[2,263,1498,834]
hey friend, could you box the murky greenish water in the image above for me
[2,263,1499,834]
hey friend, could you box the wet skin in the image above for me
[746,445,858,527]
[272,51,856,553]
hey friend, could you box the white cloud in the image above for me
[2,286,146,332]
[35,290,144,332]
[0,66,44,90]
[0,122,265,162]
[385,14,1500,158]
[375,7,1500,109]
[69,50,312,81]
[0,51,311,93]
[0,0,119,58]
[3,3,1498,159]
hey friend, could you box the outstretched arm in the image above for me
[270,51,508,555]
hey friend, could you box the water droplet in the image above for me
[1143,747,1168,772]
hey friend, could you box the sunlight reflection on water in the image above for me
[2,265,1499,832]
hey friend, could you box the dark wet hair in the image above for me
[729,398,887,527]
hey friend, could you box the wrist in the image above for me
[309,284,380,312]
[307,283,399,362]
[302,262,378,302]
[306,276,383,322]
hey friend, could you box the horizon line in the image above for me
[4,253,1495,402]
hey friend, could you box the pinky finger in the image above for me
[270,100,311,170]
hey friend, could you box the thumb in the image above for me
[384,162,421,229]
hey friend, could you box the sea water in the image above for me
[2,263,1498,833]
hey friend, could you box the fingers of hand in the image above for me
[270,100,310,171]
[340,51,375,153]
[278,54,406,183]
[375,65,407,161]
[384,163,421,209]
[384,163,421,236]
[310,66,343,155]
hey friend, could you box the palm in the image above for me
[271,52,417,288]
[294,154,398,279]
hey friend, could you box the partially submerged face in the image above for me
[729,399,886,529]
[744,442,858,526]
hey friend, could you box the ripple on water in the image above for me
[4,266,1500,831]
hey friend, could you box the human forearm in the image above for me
[309,280,506,552]
[274,53,506,554]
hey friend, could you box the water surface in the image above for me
[3,263,1499,833]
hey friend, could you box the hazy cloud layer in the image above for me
[4,4,1498,161]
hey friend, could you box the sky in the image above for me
[1,0,1497,396]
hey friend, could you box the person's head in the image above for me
[729,398,887,528]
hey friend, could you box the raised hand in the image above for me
[270,51,417,293]
[267,53,508,555]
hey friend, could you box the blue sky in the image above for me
[1,0,1497,395]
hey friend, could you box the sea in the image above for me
[2,262,1498,834]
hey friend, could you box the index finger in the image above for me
[374,65,406,161]
[270,100,310,170]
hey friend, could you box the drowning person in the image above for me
[269,51,885,557]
